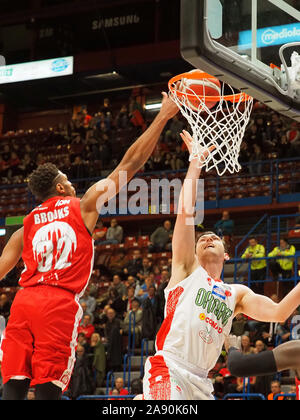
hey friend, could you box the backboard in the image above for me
[180,0,300,121]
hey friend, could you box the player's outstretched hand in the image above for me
[159,91,179,120]
[180,130,215,165]
[224,335,242,353]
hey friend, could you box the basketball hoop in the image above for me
[169,70,253,176]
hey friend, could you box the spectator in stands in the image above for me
[71,155,89,179]
[214,211,235,237]
[101,218,123,245]
[115,105,129,129]
[148,220,173,253]
[268,238,296,281]
[108,249,128,277]
[241,335,255,355]
[26,388,36,400]
[249,144,264,175]
[109,388,120,400]
[67,344,95,400]
[124,249,143,277]
[276,321,290,343]
[77,332,90,354]
[287,122,300,156]
[80,301,94,324]
[107,288,126,319]
[121,298,143,346]
[170,145,186,171]
[241,237,267,294]
[108,274,127,299]
[89,333,106,388]
[149,147,164,171]
[135,277,153,301]
[78,314,95,343]
[136,257,152,284]
[0,293,11,321]
[109,377,129,398]
[230,313,249,337]
[92,220,108,244]
[267,380,285,401]
[80,288,97,315]
[124,275,137,290]
[124,286,136,313]
[164,115,185,144]
[104,308,123,372]
[251,339,274,399]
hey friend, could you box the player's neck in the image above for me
[200,260,223,280]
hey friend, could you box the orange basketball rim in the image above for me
[168,70,252,104]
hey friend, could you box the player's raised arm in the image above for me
[170,131,214,283]
[234,282,300,323]
[0,227,23,281]
[80,92,178,232]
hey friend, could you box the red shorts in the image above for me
[0,285,83,391]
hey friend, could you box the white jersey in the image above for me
[155,265,236,373]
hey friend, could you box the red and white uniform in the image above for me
[0,196,94,390]
[295,377,300,400]
[143,265,236,400]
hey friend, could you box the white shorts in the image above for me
[143,352,214,400]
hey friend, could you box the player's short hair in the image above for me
[28,163,61,201]
[197,231,228,253]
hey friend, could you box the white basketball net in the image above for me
[169,81,253,176]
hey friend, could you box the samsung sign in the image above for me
[239,23,300,50]
[0,56,73,85]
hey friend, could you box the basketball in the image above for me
[179,70,221,111]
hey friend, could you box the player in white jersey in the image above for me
[135,131,300,400]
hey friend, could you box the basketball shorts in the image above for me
[0,285,82,391]
[143,351,214,400]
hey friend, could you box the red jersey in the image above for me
[20,196,94,296]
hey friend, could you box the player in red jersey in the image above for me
[225,335,300,400]
[0,92,178,400]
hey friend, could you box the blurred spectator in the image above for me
[80,301,94,324]
[77,332,90,354]
[268,238,296,281]
[124,286,136,312]
[80,289,97,315]
[254,339,267,353]
[136,257,152,284]
[104,308,123,371]
[295,204,300,226]
[108,274,127,299]
[121,298,143,346]
[89,333,106,388]
[0,294,11,320]
[141,285,159,340]
[149,220,173,253]
[116,105,129,129]
[78,314,95,343]
[92,220,108,244]
[109,377,129,398]
[230,313,249,337]
[67,345,95,400]
[109,388,120,400]
[108,250,128,277]
[241,335,255,355]
[241,237,266,294]
[27,388,36,400]
[214,211,235,237]
[267,380,285,401]
[276,321,290,343]
[107,288,126,319]
[101,219,123,245]
[164,115,185,144]
[249,144,264,175]
[124,249,143,277]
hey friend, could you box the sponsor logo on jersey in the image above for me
[198,328,213,344]
[195,288,233,327]
[199,313,223,334]
[212,285,226,301]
